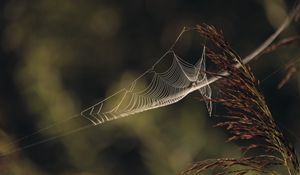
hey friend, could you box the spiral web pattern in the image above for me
[81,48,212,125]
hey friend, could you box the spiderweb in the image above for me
[81,47,212,125]
[1,28,215,156]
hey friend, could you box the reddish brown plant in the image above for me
[181,24,299,175]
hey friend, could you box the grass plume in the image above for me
[181,24,299,175]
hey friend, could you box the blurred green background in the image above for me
[0,0,300,174]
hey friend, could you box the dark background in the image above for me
[0,0,300,174]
